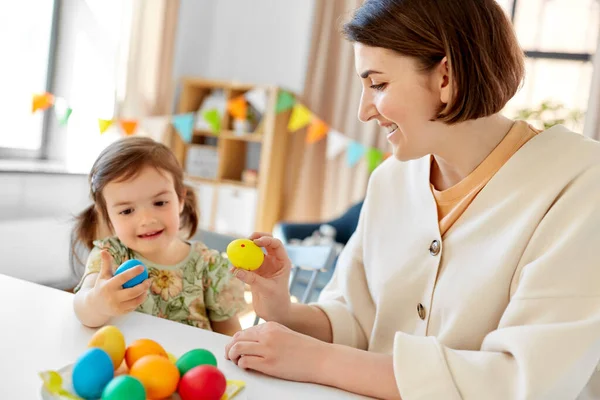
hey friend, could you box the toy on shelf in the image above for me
[39,325,245,400]
[226,239,264,271]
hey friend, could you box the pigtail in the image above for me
[180,184,199,239]
[70,204,99,276]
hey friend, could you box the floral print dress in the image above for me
[74,237,246,330]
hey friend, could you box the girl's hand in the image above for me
[225,321,328,383]
[231,233,292,323]
[89,251,150,317]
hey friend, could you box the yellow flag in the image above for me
[306,118,329,144]
[287,104,312,132]
[119,119,138,136]
[98,119,113,134]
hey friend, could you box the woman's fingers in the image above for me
[227,342,266,364]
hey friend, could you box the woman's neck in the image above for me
[429,115,515,191]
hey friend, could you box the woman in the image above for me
[225,1,600,399]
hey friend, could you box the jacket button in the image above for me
[429,239,441,256]
[417,303,427,320]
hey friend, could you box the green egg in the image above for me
[176,348,218,376]
[101,375,145,400]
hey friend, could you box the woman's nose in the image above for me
[357,89,378,123]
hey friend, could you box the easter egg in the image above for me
[87,325,126,369]
[114,259,148,288]
[167,352,178,364]
[129,354,180,399]
[226,239,264,271]
[101,375,146,400]
[175,348,217,376]
[178,365,226,400]
[72,348,114,399]
[125,338,168,368]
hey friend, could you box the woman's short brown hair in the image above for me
[343,0,525,124]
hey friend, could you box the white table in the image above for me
[0,275,367,399]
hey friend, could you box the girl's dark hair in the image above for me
[72,137,199,257]
[343,0,525,124]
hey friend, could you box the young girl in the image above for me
[72,136,245,336]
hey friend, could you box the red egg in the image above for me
[178,365,226,400]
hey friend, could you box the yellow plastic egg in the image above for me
[88,325,126,369]
[226,239,264,271]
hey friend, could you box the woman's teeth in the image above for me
[387,124,398,134]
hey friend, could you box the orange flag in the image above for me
[98,119,113,134]
[31,92,54,113]
[119,119,138,136]
[306,118,329,144]
[227,96,247,120]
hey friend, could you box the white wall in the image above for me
[0,173,89,221]
[172,0,316,95]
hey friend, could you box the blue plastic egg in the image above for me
[114,259,148,288]
[72,348,114,399]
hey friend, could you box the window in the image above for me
[499,0,599,131]
[0,0,57,157]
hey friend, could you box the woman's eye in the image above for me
[370,83,387,91]
[119,208,133,215]
[155,201,168,207]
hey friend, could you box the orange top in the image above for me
[432,121,540,236]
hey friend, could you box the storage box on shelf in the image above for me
[168,77,291,237]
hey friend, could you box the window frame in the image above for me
[0,0,60,160]
[508,0,594,62]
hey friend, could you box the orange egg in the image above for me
[129,354,180,399]
[124,339,168,369]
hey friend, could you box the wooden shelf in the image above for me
[185,175,257,189]
[170,77,293,235]
[194,129,263,143]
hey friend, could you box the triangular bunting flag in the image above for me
[346,141,366,167]
[202,109,221,133]
[32,92,54,113]
[276,91,296,113]
[306,118,329,144]
[172,113,195,142]
[244,88,268,114]
[287,104,312,132]
[141,116,171,143]
[326,130,350,160]
[365,148,384,173]
[53,98,72,125]
[119,119,138,136]
[227,96,248,120]
[98,119,113,134]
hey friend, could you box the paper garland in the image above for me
[30,87,388,171]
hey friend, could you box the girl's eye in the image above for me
[370,83,387,91]
[119,208,133,215]
[155,201,168,207]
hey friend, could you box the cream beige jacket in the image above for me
[317,125,600,400]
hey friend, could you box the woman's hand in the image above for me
[231,233,293,323]
[225,321,328,383]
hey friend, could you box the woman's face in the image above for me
[354,43,450,161]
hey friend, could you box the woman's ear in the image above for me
[438,56,452,105]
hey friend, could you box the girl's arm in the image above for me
[211,316,242,336]
[73,273,112,328]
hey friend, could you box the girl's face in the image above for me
[354,43,451,161]
[102,165,184,256]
